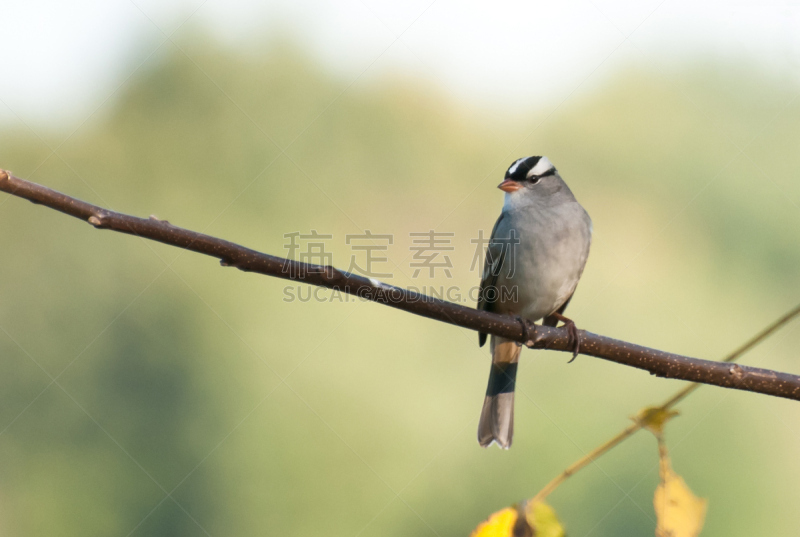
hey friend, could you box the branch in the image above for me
[2,169,799,402]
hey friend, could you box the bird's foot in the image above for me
[552,312,580,361]
[516,316,536,347]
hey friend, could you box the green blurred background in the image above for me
[1,13,800,537]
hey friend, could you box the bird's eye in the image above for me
[528,168,556,183]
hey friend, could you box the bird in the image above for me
[477,156,592,449]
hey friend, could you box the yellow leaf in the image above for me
[470,507,517,537]
[471,502,564,537]
[635,406,679,435]
[525,501,565,537]
[654,453,707,537]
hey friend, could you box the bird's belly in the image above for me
[496,266,570,320]
[494,221,589,321]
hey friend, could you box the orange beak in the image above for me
[498,179,521,193]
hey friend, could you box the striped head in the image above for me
[498,156,556,192]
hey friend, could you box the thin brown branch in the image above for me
[2,169,799,401]
[660,302,800,408]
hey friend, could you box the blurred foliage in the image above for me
[470,502,564,537]
[1,32,799,536]
[654,444,707,537]
[470,507,520,537]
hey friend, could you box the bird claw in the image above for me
[566,321,580,362]
[552,312,581,362]
[515,316,537,347]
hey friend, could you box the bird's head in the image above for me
[498,156,558,194]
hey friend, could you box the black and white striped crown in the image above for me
[504,156,554,181]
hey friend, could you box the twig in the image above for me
[2,169,799,401]
[531,422,640,504]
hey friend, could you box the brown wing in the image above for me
[477,213,507,347]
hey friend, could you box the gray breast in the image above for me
[493,201,591,321]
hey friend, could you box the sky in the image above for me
[1,0,800,127]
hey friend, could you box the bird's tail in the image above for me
[478,338,521,449]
